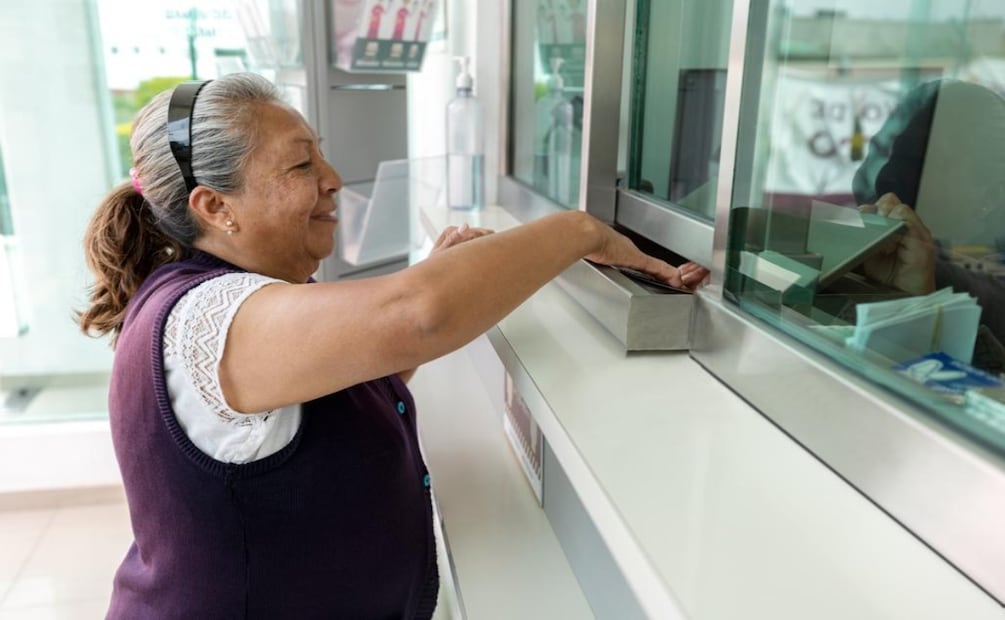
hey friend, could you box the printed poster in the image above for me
[334,0,440,72]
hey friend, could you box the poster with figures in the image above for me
[536,0,587,90]
[502,371,543,504]
[761,70,904,207]
[333,0,439,72]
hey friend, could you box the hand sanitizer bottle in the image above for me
[544,57,574,205]
[446,56,485,210]
[534,57,576,206]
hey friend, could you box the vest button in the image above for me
[422,474,431,488]
[396,401,406,415]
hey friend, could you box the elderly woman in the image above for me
[80,73,705,618]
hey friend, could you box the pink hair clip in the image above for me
[129,167,143,195]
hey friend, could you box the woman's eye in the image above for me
[295,161,313,170]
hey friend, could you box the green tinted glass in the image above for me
[627,0,735,220]
[725,0,1005,451]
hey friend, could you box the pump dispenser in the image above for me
[446,56,485,210]
[534,56,576,206]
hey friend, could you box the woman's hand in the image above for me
[859,192,936,295]
[677,262,710,289]
[584,222,709,290]
[430,222,494,255]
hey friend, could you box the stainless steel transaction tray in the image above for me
[555,260,695,351]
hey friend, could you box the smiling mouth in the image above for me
[311,209,338,222]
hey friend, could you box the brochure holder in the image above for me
[337,157,444,266]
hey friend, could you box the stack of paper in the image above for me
[846,288,982,364]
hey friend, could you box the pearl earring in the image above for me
[225,219,235,236]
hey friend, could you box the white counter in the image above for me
[412,206,1004,619]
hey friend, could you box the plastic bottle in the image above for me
[850,112,865,162]
[544,57,575,205]
[446,56,484,210]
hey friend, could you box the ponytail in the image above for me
[79,182,183,342]
[78,73,283,344]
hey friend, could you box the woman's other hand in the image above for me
[430,222,494,255]
[585,223,709,290]
[859,192,936,295]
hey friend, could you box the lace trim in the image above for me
[164,272,281,424]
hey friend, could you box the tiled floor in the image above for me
[0,501,131,619]
[0,497,461,620]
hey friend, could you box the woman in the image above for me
[80,73,706,618]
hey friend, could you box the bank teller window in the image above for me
[725,0,1005,452]
[595,0,737,266]
[627,0,735,221]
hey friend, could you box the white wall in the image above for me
[0,421,121,494]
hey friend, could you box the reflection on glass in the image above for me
[510,0,587,208]
[725,0,1005,451]
[236,0,302,69]
[628,0,734,220]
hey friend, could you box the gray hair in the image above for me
[130,72,284,245]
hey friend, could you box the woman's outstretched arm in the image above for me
[221,211,696,412]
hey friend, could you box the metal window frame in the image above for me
[499,0,1005,604]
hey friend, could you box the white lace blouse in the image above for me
[163,272,301,464]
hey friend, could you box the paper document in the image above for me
[846,288,982,363]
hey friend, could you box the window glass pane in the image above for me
[0,147,29,341]
[510,0,587,208]
[0,0,288,425]
[627,0,735,220]
[0,0,117,424]
[98,0,271,178]
[726,1,1005,452]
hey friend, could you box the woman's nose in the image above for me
[321,160,342,194]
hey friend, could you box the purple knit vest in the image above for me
[106,251,438,619]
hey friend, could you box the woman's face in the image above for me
[231,102,342,282]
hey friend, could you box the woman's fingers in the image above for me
[431,224,495,253]
[433,226,459,249]
[636,258,712,290]
[679,262,710,287]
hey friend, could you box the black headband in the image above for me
[167,80,212,194]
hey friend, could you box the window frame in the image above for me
[500,0,1005,603]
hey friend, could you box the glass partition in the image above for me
[0,147,28,341]
[0,0,291,426]
[626,0,735,221]
[510,0,587,209]
[725,0,1005,452]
